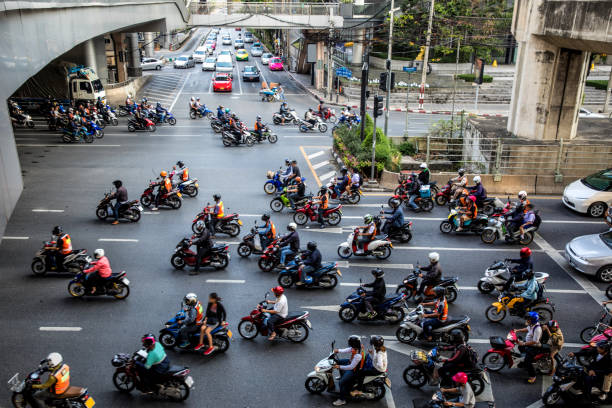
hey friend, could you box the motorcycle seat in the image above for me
[211,244,226,251]
[280,312,306,323]
[374,234,388,240]
[165,366,188,376]
[55,386,86,399]
[439,277,458,285]
[221,214,237,220]
[110,271,125,278]
[441,315,468,325]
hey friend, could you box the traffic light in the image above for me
[379,72,396,91]
[373,96,384,118]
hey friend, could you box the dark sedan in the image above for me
[242,65,260,82]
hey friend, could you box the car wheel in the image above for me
[588,202,607,217]
[156,65,161,70]
[596,265,612,283]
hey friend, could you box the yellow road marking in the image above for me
[299,145,322,187]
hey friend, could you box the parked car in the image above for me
[174,55,195,69]
[215,55,233,73]
[250,46,263,57]
[192,48,208,63]
[234,39,245,49]
[141,57,163,71]
[202,56,216,71]
[579,108,606,118]
[242,65,260,82]
[222,36,232,45]
[565,230,612,282]
[269,57,283,71]
[563,168,612,217]
[261,52,273,65]
[236,49,249,61]
[212,73,233,92]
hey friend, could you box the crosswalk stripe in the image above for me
[319,171,336,181]
[312,160,329,170]
[308,150,325,160]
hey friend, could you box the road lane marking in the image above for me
[32,209,64,213]
[299,145,322,187]
[312,160,329,170]
[205,279,246,283]
[283,135,329,138]
[98,238,139,242]
[18,144,120,147]
[308,150,325,160]
[384,389,396,408]
[395,245,542,252]
[255,61,269,87]
[40,327,82,332]
[2,236,30,240]
[319,171,336,181]
[143,212,160,215]
[457,286,586,294]
[341,283,399,288]
[169,72,191,112]
[301,305,340,312]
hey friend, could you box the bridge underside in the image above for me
[190,13,343,29]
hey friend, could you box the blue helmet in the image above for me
[526,312,539,324]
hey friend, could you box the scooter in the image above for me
[305,341,390,401]
[542,355,608,406]
[67,270,130,299]
[190,105,214,120]
[269,188,311,212]
[158,310,231,355]
[175,178,199,198]
[170,237,230,270]
[337,228,393,260]
[85,119,104,139]
[221,127,255,147]
[61,126,93,143]
[395,268,460,303]
[154,111,177,125]
[331,114,361,132]
[576,326,612,366]
[264,170,285,194]
[481,211,542,245]
[395,304,471,345]
[277,255,341,289]
[31,242,89,276]
[477,259,549,294]
[257,243,299,272]
[127,116,156,132]
[272,109,300,125]
[439,208,489,234]
[237,225,280,258]
[293,201,342,226]
[580,305,612,345]
[250,126,278,143]
[191,206,242,236]
[326,179,362,204]
[338,286,407,324]
[389,185,434,212]
[95,193,142,223]
[375,213,413,243]
[140,181,182,209]
[299,116,327,133]
[485,290,555,323]
[315,107,337,123]
[11,112,35,128]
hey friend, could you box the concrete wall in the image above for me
[105,75,152,105]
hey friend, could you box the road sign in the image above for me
[403,67,417,72]
[336,67,352,78]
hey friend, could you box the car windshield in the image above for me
[601,231,612,249]
[244,67,256,73]
[217,61,232,68]
[177,57,187,61]
[194,51,205,55]
[271,59,281,64]
[205,58,216,63]
[581,169,612,191]
[263,53,272,58]
[215,75,229,81]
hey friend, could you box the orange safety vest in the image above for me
[269,221,276,238]
[320,193,329,209]
[182,168,189,182]
[350,348,366,372]
[436,298,448,321]
[52,364,70,394]
[60,234,72,255]
[164,177,172,192]
[195,301,204,325]
[216,201,224,218]
[254,121,262,131]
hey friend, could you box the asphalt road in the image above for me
[2,27,611,408]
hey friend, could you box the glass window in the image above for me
[582,170,612,191]
[600,230,612,249]
[92,79,104,92]
[79,81,92,93]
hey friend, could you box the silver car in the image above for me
[250,46,263,57]
[174,55,195,69]
[565,230,612,282]
[141,58,163,71]
[261,53,273,65]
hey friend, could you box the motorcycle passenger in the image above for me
[418,252,442,295]
[229,113,242,143]
[173,160,189,184]
[208,194,224,236]
[134,106,148,128]
[332,335,365,406]
[253,115,264,141]
[451,168,468,201]
[356,214,377,253]
[456,195,477,232]
[507,191,531,234]
[313,186,329,228]
[418,162,430,185]
[406,172,422,211]
[49,225,72,270]
[440,372,476,408]
[152,170,172,211]
[83,248,112,294]
[305,108,317,128]
[261,286,288,341]
[515,312,543,384]
[136,333,170,391]
[507,269,540,317]
[31,352,71,407]
[297,241,322,285]
[278,222,299,267]
[109,179,128,225]
[503,247,534,291]
[361,268,386,318]
[569,340,612,401]
[519,204,536,240]
[281,158,293,184]
[279,102,289,124]
[155,102,167,123]
[421,286,448,341]
[350,167,362,191]
[194,292,227,355]
[286,159,301,185]
[351,335,388,396]
[542,320,564,375]
[256,213,276,248]
[220,108,231,125]
[334,168,350,198]
[177,293,202,347]
[286,176,305,208]
[190,227,212,275]
[381,198,405,235]
[440,331,475,384]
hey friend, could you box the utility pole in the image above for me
[604,68,612,113]
[418,0,435,109]
[359,29,370,141]
[450,37,460,137]
[383,0,398,137]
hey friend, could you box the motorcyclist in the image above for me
[507,269,540,317]
[177,293,203,347]
[253,115,265,141]
[173,160,189,184]
[361,268,386,317]
[515,312,543,384]
[286,176,305,208]
[278,222,299,267]
[332,335,365,406]
[417,252,442,295]
[134,106,148,128]
[297,241,322,285]
[229,113,242,143]
[136,333,170,391]
[31,352,71,406]
[151,170,172,211]
[418,162,430,185]
[356,214,377,253]
[440,331,476,384]
[280,158,293,184]
[83,248,112,294]
[48,226,72,270]
[456,195,477,232]
[503,247,534,291]
[216,105,225,119]
[440,372,476,408]
[313,186,329,229]
[421,286,448,341]
[95,97,104,112]
[351,335,388,396]
[381,198,405,235]
[256,213,276,248]
[406,172,422,211]
[125,93,133,108]
[519,203,536,240]
[261,286,288,341]
[450,168,468,201]
[155,102,167,123]
[109,179,128,225]
[220,108,231,125]
[305,108,317,127]
[569,340,612,402]
[190,228,212,275]
[279,102,289,124]
[334,168,350,198]
[507,191,530,234]
[207,194,224,236]
[467,175,486,204]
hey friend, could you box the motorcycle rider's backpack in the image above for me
[463,344,479,367]
[533,210,542,229]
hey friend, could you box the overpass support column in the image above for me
[144,33,155,57]
[126,33,142,77]
[351,29,364,66]
[508,38,589,141]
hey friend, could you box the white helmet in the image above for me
[127,93,132,98]
[287,222,297,231]
[184,293,198,306]
[94,248,104,259]
[473,175,481,184]
[518,190,527,200]
[46,352,63,368]
[428,252,440,263]
[190,97,195,102]
[420,162,427,169]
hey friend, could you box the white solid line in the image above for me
[2,236,30,240]
[40,326,82,332]
[341,283,399,288]
[458,286,586,294]
[32,209,64,213]
[17,144,121,147]
[395,245,542,252]
[205,279,246,283]
[236,65,244,95]
[348,263,414,270]
[255,61,269,87]
[169,72,191,112]
[283,135,329,138]
[142,212,160,215]
[319,171,336,181]
[308,150,325,160]
[216,241,239,245]
[312,160,329,170]
[98,238,139,242]
[384,388,396,408]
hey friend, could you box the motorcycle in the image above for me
[170,238,230,270]
[11,112,35,128]
[269,188,311,213]
[481,211,542,245]
[237,292,312,342]
[485,290,554,323]
[434,180,455,206]
[395,268,460,303]
[101,105,119,126]
[158,310,231,355]
[8,367,94,408]
[127,117,156,132]
[175,178,199,198]
[95,193,142,223]
[250,126,278,144]
[61,126,93,143]
[607,283,612,300]
[402,347,485,396]
[439,208,489,234]
[326,179,362,204]
[293,201,342,226]
[576,326,612,366]
[222,126,255,147]
[337,228,393,260]
[153,111,177,126]
[388,185,434,212]
[67,270,130,299]
[580,305,612,344]
[395,304,471,345]
[331,114,360,132]
[237,225,279,258]
[277,255,341,289]
[482,330,559,375]
[272,109,300,125]
[191,207,242,236]
[477,259,549,294]
[305,341,390,401]
[83,120,104,139]
[140,181,182,209]
[374,213,413,243]
[264,170,294,195]
[338,286,406,324]
[299,116,328,133]
[314,107,337,123]
[117,104,135,117]
[541,355,606,406]
[189,105,214,120]
[257,243,299,272]
[31,242,89,276]
[111,351,192,401]
[396,176,440,197]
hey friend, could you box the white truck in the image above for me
[66,66,106,101]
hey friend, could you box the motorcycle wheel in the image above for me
[237,243,252,257]
[328,115,337,124]
[337,246,353,259]
[189,111,196,119]
[62,133,72,143]
[375,245,392,260]
[212,124,223,133]
[542,386,562,407]
[347,192,360,205]
[159,332,177,348]
[278,274,293,288]
[403,366,427,387]
[519,231,534,245]
[95,129,104,138]
[112,371,136,392]
[171,254,186,270]
[168,381,190,402]
[477,280,495,294]
[258,257,275,272]
[273,117,281,125]
[387,307,405,324]
[84,132,94,143]
[469,376,485,397]
[482,352,505,372]
[607,284,612,300]
[214,255,229,270]
[319,123,328,133]
[264,183,276,194]
[225,223,240,237]
[168,117,177,125]
[186,186,198,197]
[148,124,156,132]
[532,306,553,325]
[481,229,496,244]
[396,326,418,344]
[287,322,309,343]
[305,377,326,394]
[485,305,506,323]
[245,136,255,147]
[396,286,414,300]
[338,306,357,322]
[299,124,308,133]
[445,287,458,303]
[203,112,213,120]
[421,199,434,212]
[111,118,119,126]
[31,259,46,276]
[96,207,108,221]
[26,120,35,128]
[127,124,136,132]
[238,320,259,339]
[68,281,86,298]
[140,195,152,207]
[483,203,495,216]
[268,134,278,143]
[222,137,232,147]
[215,336,230,353]
[326,211,341,226]
[293,211,311,226]
[113,283,130,299]
[436,195,448,206]
[439,221,453,234]
[270,198,284,212]
[400,230,412,243]
[169,196,182,209]
[320,275,338,289]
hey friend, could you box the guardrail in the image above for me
[189,2,385,17]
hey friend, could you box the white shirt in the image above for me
[526,323,542,344]
[459,383,476,408]
[273,294,288,318]
[337,348,363,371]
[351,173,361,185]
[371,349,387,372]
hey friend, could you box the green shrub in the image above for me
[586,80,608,90]
[455,74,493,83]
[398,140,416,156]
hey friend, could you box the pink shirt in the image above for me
[84,256,112,278]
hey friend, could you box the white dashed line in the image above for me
[98,238,139,242]
[205,279,246,284]
[40,327,83,332]
[2,236,30,240]
[32,209,64,213]
[308,151,325,160]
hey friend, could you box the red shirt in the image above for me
[84,256,112,278]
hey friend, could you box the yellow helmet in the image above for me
[160,170,168,177]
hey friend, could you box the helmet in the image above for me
[256,115,262,120]
[458,168,465,176]
[363,214,373,224]
[433,286,446,298]
[190,97,195,102]
[420,162,427,169]
[308,108,313,112]
[340,167,348,174]
[371,268,384,278]
[261,213,270,222]
[160,170,167,177]
[524,269,535,279]
[295,177,302,183]
[184,293,198,306]
[213,194,221,201]
[307,241,317,251]
[526,311,539,324]
[319,186,327,194]
[52,226,63,235]
[389,198,400,208]
[348,335,361,349]
[113,180,122,188]
[428,252,440,263]
[452,372,468,385]
[370,335,384,349]
[547,320,559,329]
[196,97,200,101]
[142,97,147,103]
[176,161,184,168]
[156,102,162,108]
[468,195,476,202]
[520,247,532,258]
[94,248,105,259]
[473,175,481,183]
[231,113,237,119]
[285,158,291,165]
[518,190,527,200]
[272,286,284,296]
[287,222,297,231]
[225,108,230,113]
[218,105,224,109]
[596,340,610,351]
[450,329,465,345]
[141,333,156,347]
[46,352,63,368]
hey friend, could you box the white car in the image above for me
[202,57,216,71]
[261,53,273,65]
[141,58,163,71]
[250,46,263,57]
[579,108,606,118]
[222,36,232,45]
[192,49,208,63]
[562,168,612,217]
[234,39,244,49]
[173,55,195,69]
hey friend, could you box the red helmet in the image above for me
[468,195,476,202]
[520,247,532,258]
[452,372,468,385]
[272,286,284,296]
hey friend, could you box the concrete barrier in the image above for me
[105,76,152,106]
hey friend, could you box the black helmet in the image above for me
[307,241,317,251]
[213,194,221,201]
[141,333,156,347]
[596,340,610,351]
[433,286,446,298]
[340,167,348,174]
[261,213,270,221]
[389,198,400,208]
[284,158,290,164]
[458,168,465,176]
[524,269,535,279]
[52,226,63,235]
[450,329,465,345]
[371,268,384,278]
[319,186,327,194]
[176,161,184,168]
[113,180,122,188]
[370,335,384,349]
[348,335,361,349]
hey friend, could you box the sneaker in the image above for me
[204,346,214,356]
[600,393,608,401]
[527,377,537,384]
[178,342,190,348]
[456,227,464,232]
[193,344,204,351]
[151,207,159,211]
[295,282,304,286]
[112,220,119,225]
[332,399,347,406]
[319,224,325,229]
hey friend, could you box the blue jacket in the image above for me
[303,249,322,269]
[468,184,486,200]
[217,108,224,119]
[256,221,272,237]
[384,207,405,228]
[516,277,539,300]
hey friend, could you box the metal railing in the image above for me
[190,1,339,15]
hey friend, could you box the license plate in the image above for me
[306,320,312,328]
[337,269,342,276]
[195,183,199,188]
[138,206,143,211]
[122,278,130,285]
[227,330,233,338]
[85,397,95,408]
[238,220,243,225]
[185,376,194,388]
[177,192,182,197]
